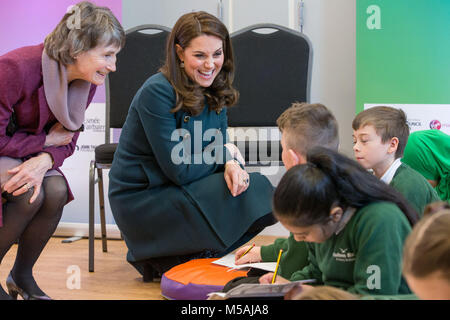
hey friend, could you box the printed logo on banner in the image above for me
[429,120,441,130]
[364,103,450,135]
[75,145,97,152]
[406,119,422,128]
[84,117,105,132]
[75,116,105,151]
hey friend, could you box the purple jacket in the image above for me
[0,44,97,226]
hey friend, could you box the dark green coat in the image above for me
[108,73,274,263]
[390,163,440,216]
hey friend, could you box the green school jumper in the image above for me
[290,202,412,296]
[390,163,440,216]
[402,129,450,202]
[260,234,309,280]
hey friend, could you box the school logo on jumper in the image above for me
[332,248,355,262]
[429,120,441,130]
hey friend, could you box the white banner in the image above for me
[364,103,450,135]
[59,103,114,225]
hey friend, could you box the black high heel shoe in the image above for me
[6,273,51,300]
[0,284,13,300]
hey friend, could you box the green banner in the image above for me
[356,0,450,112]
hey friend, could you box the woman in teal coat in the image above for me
[108,12,275,278]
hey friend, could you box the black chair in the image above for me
[88,24,170,272]
[229,24,312,166]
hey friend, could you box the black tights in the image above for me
[0,176,67,299]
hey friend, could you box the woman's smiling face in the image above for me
[176,34,224,88]
[69,44,121,85]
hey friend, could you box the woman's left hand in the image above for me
[2,153,53,203]
[224,160,250,197]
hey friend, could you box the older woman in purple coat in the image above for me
[0,1,124,300]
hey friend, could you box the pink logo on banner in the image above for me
[429,120,442,130]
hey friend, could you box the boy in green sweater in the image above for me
[234,102,339,279]
[352,106,440,216]
[402,129,450,202]
[259,147,419,295]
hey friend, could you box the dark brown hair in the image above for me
[44,1,125,65]
[403,209,450,280]
[277,102,339,156]
[352,106,409,158]
[160,11,238,116]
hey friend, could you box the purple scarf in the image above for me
[41,50,91,131]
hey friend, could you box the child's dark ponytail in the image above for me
[273,147,419,227]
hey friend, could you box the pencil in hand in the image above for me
[271,249,283,284]
[238,243,255,260]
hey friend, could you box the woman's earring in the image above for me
[180,61,185,68]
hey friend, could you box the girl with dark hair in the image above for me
[259,147,419,296]
[108,11,275,279]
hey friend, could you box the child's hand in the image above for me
[234,245,262,265]
[258,272,290,284]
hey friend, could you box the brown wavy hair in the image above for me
[160,11,239,116]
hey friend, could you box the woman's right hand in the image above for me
[235,245,262,265]
[224,160,249,197]
[45,122,75,147]
[224,143,245,165]
[223,142,249,197]
[2,153,53,203]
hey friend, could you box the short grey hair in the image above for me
[44,1,125,65]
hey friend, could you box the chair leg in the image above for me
[142,264,154,283]
[97,168,108,253]
[89,160,96,272]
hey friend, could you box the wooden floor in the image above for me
[0,235,279,300]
